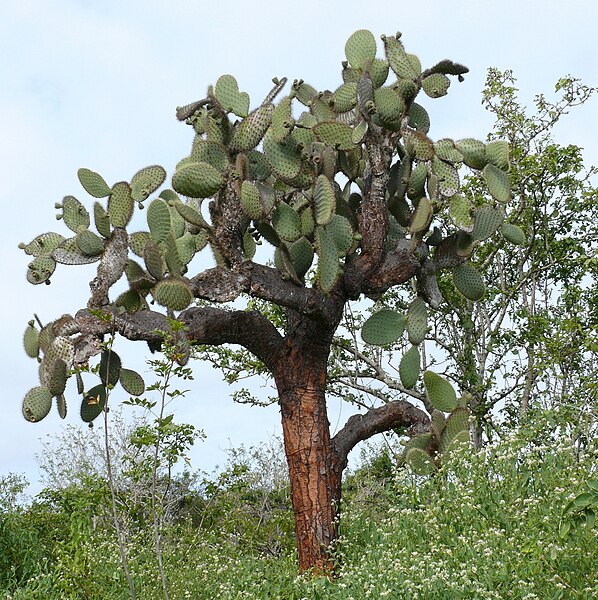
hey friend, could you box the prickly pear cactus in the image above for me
[19,29,518,427]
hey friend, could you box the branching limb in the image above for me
[189,262,340,323]
[360,239,423,300]
[343,130,391,298]
[332,400,430,469]
[74,305,284,370]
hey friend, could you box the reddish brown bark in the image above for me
[271,316,342,573]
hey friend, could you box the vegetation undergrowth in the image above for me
[1,405,596,599]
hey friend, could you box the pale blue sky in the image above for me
[1,0,596,495]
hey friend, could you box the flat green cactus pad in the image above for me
[99,350,122,387]
[453,263,485,301]
[78,168,111,198]
[501,222,526,245]
[22,386,53,423]
[424,370,457,413]
[81,384,106,423]
[172,161,225,199]
[345,29,377,70]
[153,278,194,311]
[119,368,145,396]
[399,345,420,389]
[361,308,405,346]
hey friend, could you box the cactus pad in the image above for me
[370,58,390,88]
[405,131,434,161]
[47,358,68,396]
[263,130,303,181]
[315,227,339,293]
[128,231,151,257]
[22,386,53,422]
[501,222,526,245]
[313,122,355,151]
[407,162,427,200]
[174,201,210,229]
[81,384,106,423]
[240,181,263,220]
[405,447,437,475]
[453,263,485,300]
[449,194,473,230]
[20,232,65,257]
[422,73,450,98]
[153,278,194,311]
[406,297,428,345]
[119,368,145,396]
[485,140,510,171]
[313,174,336,226]
[409,197,432,233]
[424,370,457,412]
[175,232,197,266]
[78,168,112,198]
[229,104,274,153]
[93,202,112,238]
[408,103,430,134]
[143,240,166,280]
[272,202,301,242]
[52,237,101,265]
[472,206,504,241]
[107,182,135,228]
[75,230,105,257]
[373,86,405,123]
[172,161,225,199]
[147,199,172,244]
[455,138,487,170]
[483,163,510,203]
[326,214,354,257]
[439,407,470,453]
[56,394,67,419]
[345,29,377,70]
[331,82,358,113]
[99,349,121,387]
[434,139,463,164]
[361,308,405,346]
[131,165,167,202]
[27,256,56,284]
[58,196,90,234]
[214,74,250,118]
[432,157,460,197]
[271,96,294,143]
[399,345,420,389]
[288,236,314,278]
[191,140,229,173]
[23,321,39,358]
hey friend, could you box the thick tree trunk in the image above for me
[279,380,340,573]
[272,320,342,573]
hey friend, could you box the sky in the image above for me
[1,0,597,497]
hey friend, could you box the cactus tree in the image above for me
[19,30,515,573]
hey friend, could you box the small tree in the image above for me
[19,30,517,572]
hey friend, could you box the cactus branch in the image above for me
[332,400,430,470]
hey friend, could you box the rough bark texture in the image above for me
[270,314,339,572]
